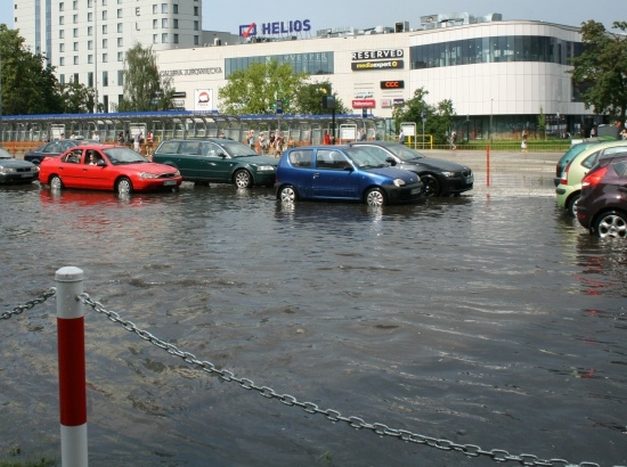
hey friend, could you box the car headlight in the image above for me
[254,165,275,172]
[0,167,16,174]
[139,172,160,179]
[441,171,454,177]
[393,178,406,187]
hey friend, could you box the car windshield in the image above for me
[221,141,257,157]
[558,143,595,167]
[103,147,148,165]
[382,143,426,162]
[344,147,390,169]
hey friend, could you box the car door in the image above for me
[80,149,113,189]
[202,142,233,182]
[175,140,204,180]
[58,148,86,187]
[312,149,359,199]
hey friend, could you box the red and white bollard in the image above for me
[55,266,88,467]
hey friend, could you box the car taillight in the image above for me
[559,161,571,185]
[581,166,608,189]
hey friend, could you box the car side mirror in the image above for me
[97,159,106,167]
[386,157,397,166]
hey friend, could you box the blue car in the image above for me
[275,146,423,206]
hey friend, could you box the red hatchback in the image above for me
[38,144,182,194]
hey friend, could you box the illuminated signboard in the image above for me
[351,60,404,71]
[380,80,405,89]
[352,49,404,61]
[239,19,311,37]
[352,99,376,109]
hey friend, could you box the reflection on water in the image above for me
[0,180,625,466]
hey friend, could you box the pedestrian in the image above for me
[358,128,367,141]
[117,131,124,145]
[590,126,597,137]
[398,129,405,144]
[133,131,141,152]
[521,129,528,153]
[449,130,457,150]
[323,130,331,145]
[247,130,255,148]
[620,127,627,140]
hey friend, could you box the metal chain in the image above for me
[1,287,57,320]
[78,292,606,467]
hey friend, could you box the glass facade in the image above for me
[410,35,582,69]
[225,52,334,78]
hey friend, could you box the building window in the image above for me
[117,8,122,18]
[117,37,123,47]
[102,24,108,35]
[88,54,93,64]
[88,72,94,87]
[194,6,198,16]
[87,0,93,7]
[101,10,107,20]
[59,2,64,11]
[173,33,179,44]
[73,14,78,23]
[194,35,199,45]
[87,12,92,21]
[73,73,79,83]
[73,55,78,65]
[173,19,178,29]
[152,4,157,14]
[59,29,65,39]
[161,33,168,43]
[173,4,178,13]
[60,74,65,85]
[60,57,65,66]
[117,51,123,62]
[73,41,78,51]
[117,23,123,33]
[59,16,64,25]
[72,0,77,8]
[193,20,199,31]
[153,34,158,44]
[102,71,108,87]
[87,26,92,36]
[161,3,168,13]
[117,70,124,85]
[87,40,93,50]
[153,19,158,29]
[73,28,78,38]
[102,53,108,63]
[59,43,65,52]
[102,38,107,48]
[161,18,168,28]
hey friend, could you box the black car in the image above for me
[576,153,627,238]
[24,139,88,165]
[349,141,473,197]
[0,148,39,184]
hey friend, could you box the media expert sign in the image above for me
[239,19,311,37]
[195,89,213,111]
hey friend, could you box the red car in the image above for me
[38,144,182,194]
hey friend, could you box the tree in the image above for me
[60,81,96,113]
[118,43,173,112]
[393,88,456,144]
[218,60,307,115]
[571,20,627,129]
[0,25,64,115]
[296,81,347,114]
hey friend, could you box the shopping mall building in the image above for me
[12,1,594,137]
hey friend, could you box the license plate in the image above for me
[411,188,420,194]
[21,173,33,178]
[163,180,177,186]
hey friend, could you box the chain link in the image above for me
[78,292,609,467]
[1,288,56,320]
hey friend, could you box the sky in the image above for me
[0,0,623,34]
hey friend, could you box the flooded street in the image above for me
[1,152,626,466]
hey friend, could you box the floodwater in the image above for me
[1,155,625,467]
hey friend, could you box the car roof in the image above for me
[571,140,627,161]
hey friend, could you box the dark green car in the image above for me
[152,138,277,188]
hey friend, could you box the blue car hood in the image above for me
[367,167,419,183]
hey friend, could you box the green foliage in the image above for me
[296,81,347,114]
[393,88,456,144]
[0,25,64,115]
[59,81,96,113]
[218,60,307,115]
[571,20,627,128]
[118,43,173,112]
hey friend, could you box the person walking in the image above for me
[521,129,528,153]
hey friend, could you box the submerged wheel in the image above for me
[365,187,385,206]
[234,169,253,188]
[279,185,297,203]
[593,210,627,239]
[50,175,63,191]
[116,177,133,195]
[566,192,580,217]
[421,174,440,197]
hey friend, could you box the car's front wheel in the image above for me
[233,169,253,188]
[278,185,297,203]
[50,175,63,191]
[421,174,440,197]
[593,210,627,239]
[116,177,133,195]
[365,187,385,206]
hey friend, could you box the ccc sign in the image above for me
[380,80,404,89]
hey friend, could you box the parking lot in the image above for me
[1,149,625,466]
